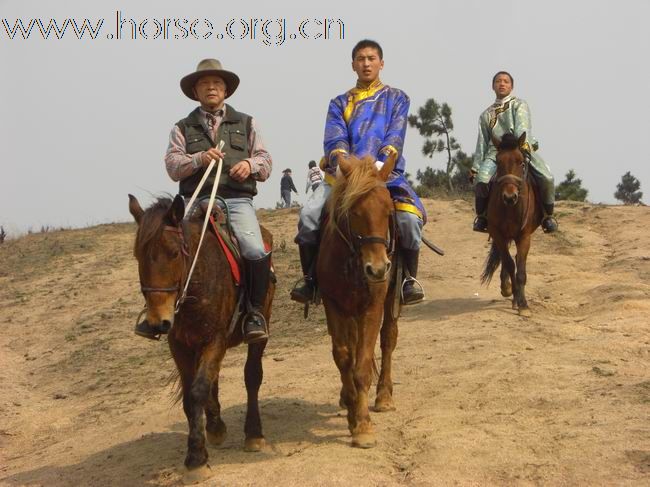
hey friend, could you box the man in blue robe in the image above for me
[292,39,426,305]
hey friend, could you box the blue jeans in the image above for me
[295,182,422,251]
[190,196,268,261]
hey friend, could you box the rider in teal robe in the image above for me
[471,71,558,233]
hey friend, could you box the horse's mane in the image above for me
[499,133,520,151]
[326,156,384,232]
[134,197,173,259]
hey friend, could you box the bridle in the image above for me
[495,149,532,231]
[139,223,191,312]
[333,210,397,260]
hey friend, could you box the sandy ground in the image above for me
[1,199,649,486]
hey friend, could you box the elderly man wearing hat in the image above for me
[280,168,298,208]
[160,58,273,343]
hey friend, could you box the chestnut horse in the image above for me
[481,132,543,316]
[128,194,274,471]
[318,154,401,448]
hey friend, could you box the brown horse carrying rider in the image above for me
[135,59,273,343]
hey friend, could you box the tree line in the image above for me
[407,98,644,205]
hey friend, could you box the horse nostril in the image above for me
[385,262,392,274]
[365,264,374,276]
[161,320,172,333]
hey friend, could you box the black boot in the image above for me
[401,249,424,305]
[541,203,559,233]
[473,193,489,233]
[243,254,271,344]
[290,244,318,304]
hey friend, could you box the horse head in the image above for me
[493,132,528,207]
[330,152,397,283]
[128,194,189,333]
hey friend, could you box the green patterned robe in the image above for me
[472,95,555,205]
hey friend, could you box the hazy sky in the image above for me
[2,0,649,234]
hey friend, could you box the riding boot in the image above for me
[473,193,489,233]
[401,248,424,305]
[242,254,271,344]
[541,203,559,233]
[290,244,318,304]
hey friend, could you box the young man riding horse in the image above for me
[135,58,273,344]
[291,39,426,306]
[470,71,558,234]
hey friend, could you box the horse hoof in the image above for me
[244,437,265,452]
[182,464,213,485]
[501,287,512,297]
[373,400,396,412]
[206,424,227,446]
[351,433,376,449]
[519,308,532,317]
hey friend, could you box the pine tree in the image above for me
[614,171,643,204]
[408,99,460,191]
[555,170,588,201]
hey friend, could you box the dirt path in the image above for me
[1,200,649,486]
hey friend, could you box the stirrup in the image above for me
[242,310,268,344]
[542,216,558,234]
[400,277,425,305]
[473,216,488,233]
[290,277,316,304]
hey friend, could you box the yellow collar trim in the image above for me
[344,79,385,123]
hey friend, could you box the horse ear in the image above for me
[168,194,185,226]
[128,194,143,225]
[518,131,527,149]
[491,134,501,150]
[337,154,353,178]
[378,152,397,182]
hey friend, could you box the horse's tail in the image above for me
[481,241,501,286]
[372,353,380,383]
[167,367,183,406]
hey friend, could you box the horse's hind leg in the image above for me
[375,292,399,412]
[243,340,266,452]
[495,238,517,310]
[500,265,512,297]
[515,234,532,316]
[205,379,227,447]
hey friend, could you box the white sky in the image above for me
[1,0,649,234]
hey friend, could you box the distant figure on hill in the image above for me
[280,168,298,208]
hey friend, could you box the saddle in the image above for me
[195,200,274,274]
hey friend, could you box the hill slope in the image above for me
[1,200,649,486]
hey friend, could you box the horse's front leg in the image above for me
[243,340,266,452]
[351,303,383,448]
[375,291,399,412]
[187,337,226,469]
[515,234,532,316]
[323,299,357,430]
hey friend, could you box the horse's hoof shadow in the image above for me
[518,308,532,317]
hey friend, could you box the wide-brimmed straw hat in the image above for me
[180,59,240,100]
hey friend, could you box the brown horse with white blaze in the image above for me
[128,194,274,471]
[481,132,543,316]
[318,153,401,448]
